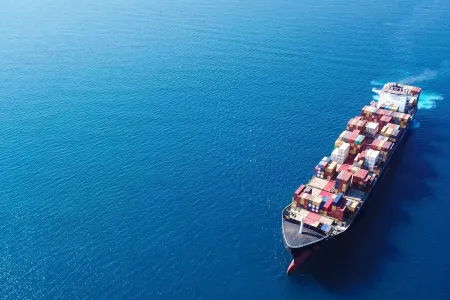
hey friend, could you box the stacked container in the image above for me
[324,161,337,179]
[292,184,306,208]
[323,195,335,214]
[353,153,364,168]
[381,124,400,142]
[324,180,336,192]
[364,149,380,171]
[336,164,349,173]
[314,156,331,178]
[298,192,312,209]
[338,130,365,156]
[379,141,393,162]
[374,134,389,142]
[361,106,378,121]
[319,191,333,214]
[371,139,385,151]
[374,108,392,121]
[335,171,352,193]
[328,193,346,222]
[331,143,350,164]
[379,104,399,112]
[379,115,393,128]
[351,134,365,155]
[390,112,411,128]
[346,200,359,213]
[364,122,379,138]
[352,168,369,190]
[304,212,321,228]
[346,117,367,132]
[335,131,351,148]
[310,196,324,214]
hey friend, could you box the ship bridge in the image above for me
[372,82,421,113]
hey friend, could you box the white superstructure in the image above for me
[372,82,420,113]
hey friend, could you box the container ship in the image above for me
[282,82,422,275]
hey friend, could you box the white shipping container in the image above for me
[340,143,350,152]
[365,122,379,137]
[370,150,380,160]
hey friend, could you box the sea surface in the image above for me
[1,0,450,299]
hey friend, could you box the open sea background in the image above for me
[1,0,450,299]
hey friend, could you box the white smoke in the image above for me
[399,69,438,85]
[398,59,450,85]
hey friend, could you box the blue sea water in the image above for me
[1,0,450,299]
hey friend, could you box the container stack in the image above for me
[314,157,331,178]
[337,164,349,172]
[335,131,351,147]
[352,168,369,190]
[340,130,356,143]
[353,153,364,168]
[319,190,333,214]
[364,149,380,171]
[390,112,411,128]
[364,122,379,138]
[298,192,312,209]
[346,200,359,214]
[331,143,350,164]
[323,196,335,214]
[292,184,306,208]
[324,161,337,180]
[310,196,324,214]
[379,115,393,128]
[379,141,393,162]
[324,180,336,192]
[338,130,365,156]
[361,106,378,121]
[334,137,343,148]
[381,124,400,142]
[328,193,346,221]
[335,171,352,193]
[371,139,385,151]
[351,134,365,156]
[346,117,367,132]
[374,108,392,121]
[374,134,389,142]
[379,104,399,112]
[353,154,360,166]
[339,164,359,174]
[304,212,321,228]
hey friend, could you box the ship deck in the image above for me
[282,218,326,248]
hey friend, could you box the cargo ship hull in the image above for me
[281,83,421,274]
[282,128,403,256]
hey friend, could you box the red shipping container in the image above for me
[338,171,352,182]
[382,141,392,152]
[323,197,334,212]
[304,218,314,225]
[324,180,336,192]
[320,191,333,199]
[294,184,305,199]
[354,168,369,180]
[338,164,352,173]
[371,139,380,150]
[308,212,321,221]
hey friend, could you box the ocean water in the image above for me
[1,0,450,299]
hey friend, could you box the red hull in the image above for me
[286,249,313,275]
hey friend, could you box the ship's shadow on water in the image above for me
[291,117,439,294]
